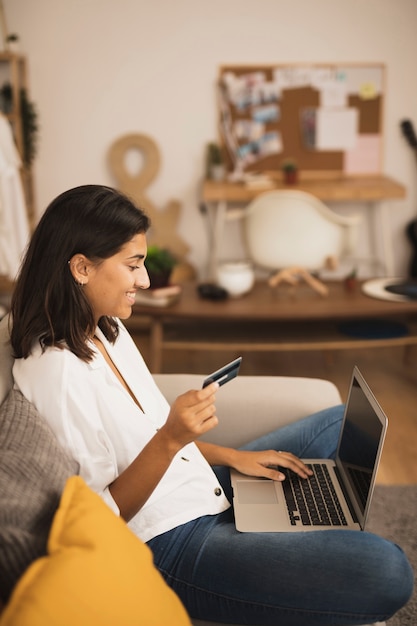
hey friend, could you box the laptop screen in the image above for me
[336,368,387,525]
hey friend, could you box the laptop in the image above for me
[230,366,388,532]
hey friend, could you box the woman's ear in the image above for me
[68,254,91,285]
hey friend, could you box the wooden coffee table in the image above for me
[128,280,417,372]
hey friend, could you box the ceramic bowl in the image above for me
[217,261,255,297]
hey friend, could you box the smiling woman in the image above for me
[7,184,414,626]
[10,185,151,362]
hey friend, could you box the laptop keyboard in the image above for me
[281,463,348,527]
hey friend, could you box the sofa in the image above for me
[0,314,381,625]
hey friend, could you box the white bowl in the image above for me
[217,261,255,297]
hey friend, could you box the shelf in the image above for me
[161,318,417,354]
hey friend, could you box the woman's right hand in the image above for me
[159,382,220,450]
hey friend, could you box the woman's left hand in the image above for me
[230,449,313,481]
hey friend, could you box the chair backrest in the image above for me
[0,314,14,405]
[244,189,361,271]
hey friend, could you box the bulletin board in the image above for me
[217,63,385,176]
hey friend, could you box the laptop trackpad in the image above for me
[237,481,278,504]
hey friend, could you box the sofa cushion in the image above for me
[0,476,191,626]
[0,388,78,602]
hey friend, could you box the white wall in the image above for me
[4,0,417,279]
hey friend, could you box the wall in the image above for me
[3,0,417,279]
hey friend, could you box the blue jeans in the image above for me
[148,406,414,625]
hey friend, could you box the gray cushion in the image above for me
[0,388,78,601]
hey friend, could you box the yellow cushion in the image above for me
[0,476,191,626]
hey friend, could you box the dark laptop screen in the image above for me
[337,370,386,518]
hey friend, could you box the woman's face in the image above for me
[83,233,150,323]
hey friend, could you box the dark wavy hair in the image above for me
[11,184,150,361]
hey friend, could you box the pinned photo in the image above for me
[252,104,280,123]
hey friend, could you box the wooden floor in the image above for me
[132,327,417,486]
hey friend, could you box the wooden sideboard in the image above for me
[128,280,417,372]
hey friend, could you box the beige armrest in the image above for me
[154,374,342,448]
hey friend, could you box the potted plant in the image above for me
[281,158,298,185]
[6,34,19,53]
[344,268,358,292]
[206,142,226,181]
[145,245,177,289]
[0,83,39,167]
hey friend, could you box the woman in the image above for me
[11,185,413,625]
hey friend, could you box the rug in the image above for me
[367,485,417,625]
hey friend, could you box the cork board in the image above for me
[217,64,385,176]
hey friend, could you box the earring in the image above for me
[68,259,85,286]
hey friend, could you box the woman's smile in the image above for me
[126,290,137,306]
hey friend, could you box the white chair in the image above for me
[244,189,361,287]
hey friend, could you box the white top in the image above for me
[12,322,230,542]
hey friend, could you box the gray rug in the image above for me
[367,485,417,626]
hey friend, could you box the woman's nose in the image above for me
[136,267,150,289]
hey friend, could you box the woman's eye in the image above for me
[129,265,140,271]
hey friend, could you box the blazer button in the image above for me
[214,487,222,496]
